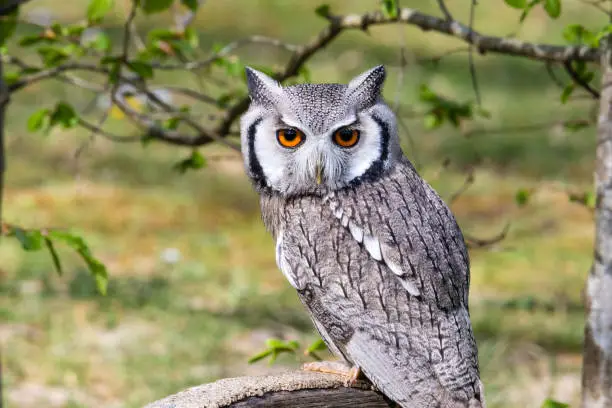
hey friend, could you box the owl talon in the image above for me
[345,365,361,387]
[301,361,361,387]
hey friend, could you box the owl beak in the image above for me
[315,162,323,185]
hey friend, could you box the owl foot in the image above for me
[301,361,362,387]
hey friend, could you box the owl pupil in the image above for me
[284,129,297,140]
[339,129,353,141]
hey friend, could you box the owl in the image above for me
[239,65,486,408]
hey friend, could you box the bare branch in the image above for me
[0,0,31,15]
[154,85,219,106]
[465,223,510,249]
[0,42,8,230]
[467,1,482,105]
[214,8,600,148]
[76,117,141,143]
[8,63,110,93]
[154,36,300,71]
[545,62,566,89]
[436,0,453,21]
[449,169,475,204]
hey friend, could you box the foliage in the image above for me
[248,337,327,365]
[2,224,108,294]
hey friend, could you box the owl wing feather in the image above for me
[325,158,470,310]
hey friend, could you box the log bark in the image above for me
[143,370,395,408]
[581,34,612,408]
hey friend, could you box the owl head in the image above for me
[240,65,402,197]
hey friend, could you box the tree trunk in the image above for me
[582,34,612,408]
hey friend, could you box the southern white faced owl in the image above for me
[239,65,486,408]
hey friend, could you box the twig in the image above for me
[436,0,453,21]
[154,36,299,71]
[578,0,612,16]
[545,62,566,89]
[76,117,141,143]
[563,60,601,99]
[0,47,8,233]
[449,169,475,203]
[465,223,510,249]
[467,0,482,105]
[462,121,573,138]
[416,46,470,66]
[8,63,110,93]
[155,85,219,106]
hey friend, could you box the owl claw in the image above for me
[301,361,361,387]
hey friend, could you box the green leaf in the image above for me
[181,0,199,11]
[563,24,594,45]
[543,0,561,18]
[141,0,174,14]
[314,4,331,18]
[44,237,63,276]
[515,189,531,207]
[11,227,43,251]
[504,0,527,8]
[306,338,328,353]
[19,33,55,47]
[540,399,569,408]
[127,61,154,79]
[297,66,311,82]
[37,46,70,67]
[585,191,596,209]
[247,349,273,364]
[560,84,574,104]
[0,8,18,47]
[183,28,199,48]
[48,230,108,295]
[3,71,19,85]
[424,112,443,129]
[87,0,115,23]
[84,32,111,52]
[27,109,51,132]
[51,102,79,128]
[593,24,612,48]
[173,150,206,173]
[380,0,398,18]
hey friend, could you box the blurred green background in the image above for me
[0,0,607,407]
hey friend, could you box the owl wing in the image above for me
[322,160,483,406]
[324,159,470,310]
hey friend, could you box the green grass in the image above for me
[0,0,605,407]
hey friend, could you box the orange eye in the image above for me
[277,128,304,148]
[333,128,360,148]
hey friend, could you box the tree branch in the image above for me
[144,370,393,408]
[564,60,601,98]
[0,0,32,15]
[214,7,600,148]
[2,6,602,151]
[465,223,510,249]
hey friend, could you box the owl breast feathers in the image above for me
[240,65,486,408]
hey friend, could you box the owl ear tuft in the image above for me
[347,65,386,108]
[245,66,282,107]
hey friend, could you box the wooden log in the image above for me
[144,370,396,408]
